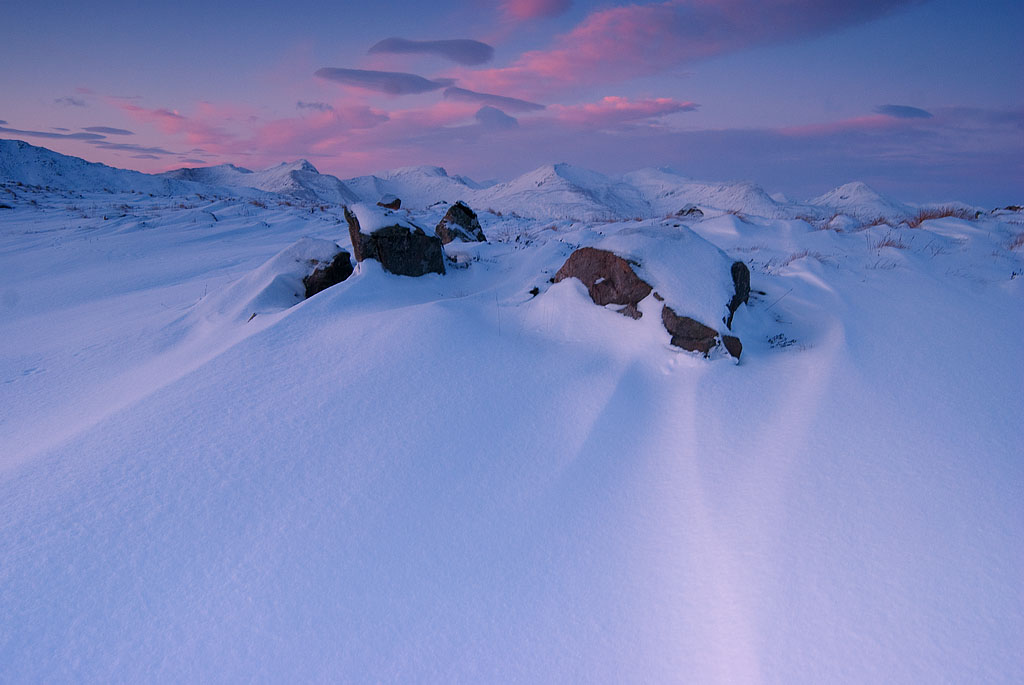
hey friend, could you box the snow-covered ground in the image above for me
[1,140,1022,682]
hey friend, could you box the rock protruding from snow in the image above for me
[303,250,353,298]
[344,204,445,277]
[676,204,704,218]
[554,247,653,319]
[660,306,720,355]
[727,261,750,329]
[377,194,401,210]
[435,201,486,244]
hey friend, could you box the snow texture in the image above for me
[1,139,1022,683]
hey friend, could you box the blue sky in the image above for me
[1,0,1020,204]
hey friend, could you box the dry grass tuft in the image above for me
[872,232,912,250]
[906,206,975,228]
[1009,232,1024,250]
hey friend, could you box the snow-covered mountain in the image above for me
[2,139,958,226]
[161,159,361,204]
[624,168,826,220]
[476,163,650,220]
[809,181,915,223]
[0,138,209,196]
[343,165,484,209]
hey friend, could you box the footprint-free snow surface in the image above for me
[1,142,1022,683]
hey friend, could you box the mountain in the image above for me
[162,159,360,204]
[343,165,483,209]
[624,167,824,220]
[476,163,650,220]
[810,181,915,223]
[0,139,209,196]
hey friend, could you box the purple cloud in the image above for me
[83,126,134,135]
[88,140,174,154]
[297,101,334,112]
[179,158,207,164]
[131,154,160,159]
[443,87,545,112]
[0,125,104,140]
[368,38,494,66]
[55,97,87,107]
[875,104,934,119]
[315,67,454,95]
[475,106,519,130]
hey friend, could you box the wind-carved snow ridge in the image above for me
[1,138,1023,682]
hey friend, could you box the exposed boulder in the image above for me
[303,249,353,298]
[435,201,486,244]
[661,306,719,355]
[676,204,704,218]
[377,194,401,210]
[344,204,445,277]
[554,247,652,319]
[726,261,750,329]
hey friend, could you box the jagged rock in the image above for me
[676,204,704,218]
[726,261,750,329]
[377,194,401,210]
[344,205,445,277]
[435,201,486,244]
[303,250,353,298]
[554,247,652,318]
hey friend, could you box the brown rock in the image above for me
[303,250,353,298]
[344,207,445,277]
[435,201,486,244]
[376,195,401,210]
[554,247,652,317]
[661,305,720,356]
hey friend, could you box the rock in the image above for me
[661,306,742,359]
[726,261,750,329]
[661,306,720,355]
[721,334,743,359]
[676,204,704,218]
[435,201,486,244]
[377,194,401,210]
[344,205,445,277]
[303,249,353,298]
[554,247,652,318]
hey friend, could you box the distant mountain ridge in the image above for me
[1,138,960,223]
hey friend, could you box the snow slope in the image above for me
[1,144,1023,682]
[343,165,483,209]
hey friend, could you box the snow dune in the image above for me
[1,141,1022,682]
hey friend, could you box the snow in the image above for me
[348,201,422,235]
[1,139,1023,682]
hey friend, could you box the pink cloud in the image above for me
[549,96,697,127]
[465,0,917,96]
[501,0,572,20]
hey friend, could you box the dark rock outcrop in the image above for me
[554,247,652,319]
[303,249,353,298]
[661,306,720,356]
[344,207,445,277]
[726,261,750,329]
[676,204,704,218]
[377,195,401,210]
[435,201,486,244]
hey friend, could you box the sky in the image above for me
[1,0,1021,205]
